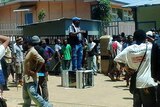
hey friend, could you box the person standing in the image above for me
[114,30,157,107]
[54,39,62,75]
[2,45,14,90]
[68,16,86,71]
[0,35,10,98]
[151,31,160,107]
[13,37,23,86]
[33,36,49,102]
[22,36,52,107]
[41,39,54,73]
[87,36,98,75]
[61,39,71,70]
[4,45,15,83]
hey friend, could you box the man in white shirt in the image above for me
[114,30,157,107]
[13,37,23,86]
[87,37,98,75]
[54,39,62,75]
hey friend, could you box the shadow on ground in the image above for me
[18,103,37,106]
[113,85,127,88]
[123,97,133,100]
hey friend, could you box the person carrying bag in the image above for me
[129,43,147,94]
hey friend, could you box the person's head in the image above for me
[127,35,133,42]
[133,30,146,44]
[146,31,154,38]
[16,37,23,45]
[41,39,47,48]
[89,36,93,43]
[63,39,68,45]
[23,35,40,51]
[121,32,125,38]
[23,38,31,52]
[54,39,61,44]
[32,35,41,46]
[117,35,122,42]
[72,17,81,27]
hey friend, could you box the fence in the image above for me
[0,21,135,41]
[102,21,135,36]
[0,23,23,37]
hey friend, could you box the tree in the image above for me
[92,0,111,22]
[38,9,46,22]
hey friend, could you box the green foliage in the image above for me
[92,0,111,22]
[38,9,46,22]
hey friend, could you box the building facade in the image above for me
[0,0,134,36]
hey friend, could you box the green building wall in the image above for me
[137,5,160,31]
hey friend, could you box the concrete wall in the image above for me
[137,5,160,31]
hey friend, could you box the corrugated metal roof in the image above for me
[112,0,142,4]
[123,0,160,7]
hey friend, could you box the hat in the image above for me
[32,35,40,44]
[72,17,81,21]
[16,37,23,42]
[146,31,153,36]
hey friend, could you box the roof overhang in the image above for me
[13,5,35,12]
[123,0,160,8]
[111,0,129,5]
[83,0,99,2]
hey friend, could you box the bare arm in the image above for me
[0,35,10,49]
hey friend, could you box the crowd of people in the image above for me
[108,28,160,107]
[0,17,100,107]
[0,16,160,107]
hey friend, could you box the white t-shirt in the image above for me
[115,41,122,55]
[114,42,157,88]
[0,45,5,70]
[13,43,23,62]
[55,44,61,52]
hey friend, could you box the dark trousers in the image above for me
[54,58,62,75]
[156,84,160,107]
[133,86,157,107]
[63,60,70,70]
[37,76,49,101]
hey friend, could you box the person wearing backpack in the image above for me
[114,30,157,107]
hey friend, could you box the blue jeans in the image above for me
[23,82,52,107]
[38,76,49,101]
[71,44,83,70]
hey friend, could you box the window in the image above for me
[111,8,118,21]
[123,10,133,21]
[25,12,33,24]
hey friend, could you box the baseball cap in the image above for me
[32,35,40,44]
[146,31,153,37]
[72,17,81,21]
